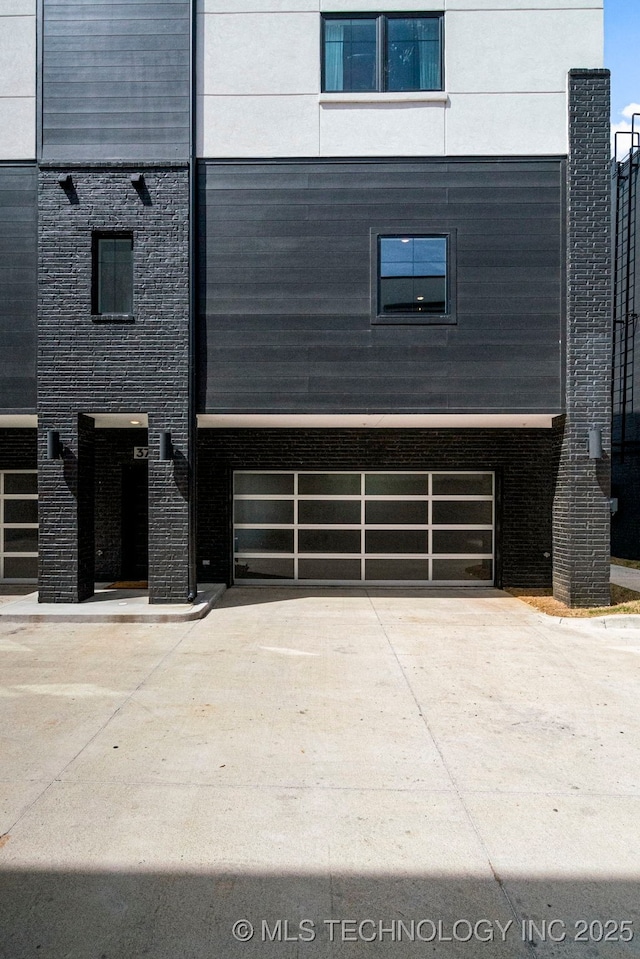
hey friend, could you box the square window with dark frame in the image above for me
[322,14,443,93]
[379,236,447,315]
[92,233,134,317]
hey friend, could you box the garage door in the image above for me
[233,471,494,585]
[1,471,38,582]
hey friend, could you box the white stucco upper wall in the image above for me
[0,0,35,13]
[197,0,604,158]
[447,8,603,93]
[0,5,35,158]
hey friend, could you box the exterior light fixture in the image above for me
[46,430,62,460]
[130,173,145,187]
[159,431,172,461]
[57,173,72,188]
[130,419,141,425]
[588,427,603,460]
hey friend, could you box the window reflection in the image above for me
[379,236,447,314]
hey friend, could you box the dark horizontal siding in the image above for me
[203,161,561,189]
[201,217,561,240]
[198,158,565,415]
[0,166,37,412]
[41,0,190,161]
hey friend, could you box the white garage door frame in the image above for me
[233,470,495,587]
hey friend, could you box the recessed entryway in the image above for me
[94,420,149,586]
[121,462,149,581]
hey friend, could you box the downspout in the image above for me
[187,0,198,602]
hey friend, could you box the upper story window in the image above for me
[92,233,134,317]
[322,14,443,93]
[370,226,455,326]
[379,235,448,315]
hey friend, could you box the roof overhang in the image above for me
[197,413,556,429]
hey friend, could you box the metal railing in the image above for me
[612,117,640,459]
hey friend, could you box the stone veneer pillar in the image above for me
[552,69,612,607]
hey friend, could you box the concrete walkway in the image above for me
[0,563,632,625]
[611,562,640,592]
[0,584,226,622]
[1,587,639,958]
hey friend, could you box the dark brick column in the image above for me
[552,69,612,607]
[37,163,192,603]
[38,413,95,603]
[148,412,190,603]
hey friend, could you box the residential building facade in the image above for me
[0,0,611,605]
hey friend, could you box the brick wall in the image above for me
[0,430,36,470]
[553,70,612,606]
[37,163,192,603]
[37,411,94,601]
[197,428,559,588]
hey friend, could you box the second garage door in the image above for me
[233,471,494,585]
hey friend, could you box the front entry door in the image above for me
[121,463,149,580]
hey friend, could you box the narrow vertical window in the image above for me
[323,17,377,93]
[386,17,442,92]
[93,234,133,315]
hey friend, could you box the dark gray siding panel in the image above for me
[198,158,565,414]
[41,0,190,161]
[0,165,37,412]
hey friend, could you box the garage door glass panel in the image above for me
[4,557,37,579]
[298,473,360,495]
[234,529,294,552]
[4,473,37,495]
[4,499,38,525]
[234,499,294,525]
[432,559,493,581]
[432,529,493,554]
[366,559,430,580]
[235,558,294,580]
[298,500,361,525]
[432,473,493,496]
[298,559,362,580]
[365,500,427,525]
[365,474,428,495]
[432,500,493,525]
[298,529,361,553]
[4,528,38,552]
[234,473,294,495]
[366,529,428,554]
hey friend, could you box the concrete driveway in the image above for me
[1,587,639,958]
